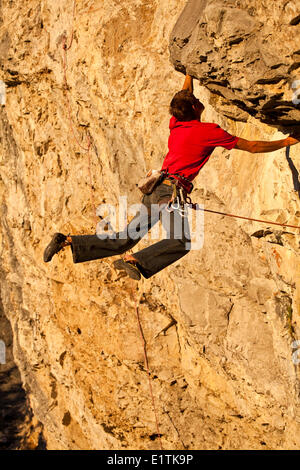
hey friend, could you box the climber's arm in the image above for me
[234,136,300,154]
[182,74,193,93]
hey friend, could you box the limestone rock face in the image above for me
[170,0,300,128]
[0,304,44,449]
[0,0,300,450]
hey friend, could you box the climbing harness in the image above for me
[161,169,194,193]
[165,182,188,218]
[161,173,191,218]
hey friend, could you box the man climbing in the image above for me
[44,74,299,279]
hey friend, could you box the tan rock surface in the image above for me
[170,0,300,128]
[0,0,299,449]
[0,302,44,449]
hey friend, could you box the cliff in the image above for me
[170,0,300,129]
[0,0,299,450]
[0,301,44,449]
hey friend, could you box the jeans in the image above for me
[70,182,191,278]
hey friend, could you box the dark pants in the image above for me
[70,182,191,278]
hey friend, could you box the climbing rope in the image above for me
[190,204,300,231]
[165,179,300,230]
[133,285,163,450]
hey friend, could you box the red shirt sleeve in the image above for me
[206,125,239,150]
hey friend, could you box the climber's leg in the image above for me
[68,183,174,264]
[129,204,191,278]
[113,258,142,280]
[69,203,157,263]
[43,194,161,264]
[43,181,174,265]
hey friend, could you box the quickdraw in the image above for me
[161,170,196,217]
[165,180,190,218]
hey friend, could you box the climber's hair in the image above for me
[169,90,200,121]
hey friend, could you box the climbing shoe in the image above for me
[113,259,141,281]
[43,233,67,262]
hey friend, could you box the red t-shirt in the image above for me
[161,116,238,190]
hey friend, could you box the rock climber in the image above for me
[43,74,300,280]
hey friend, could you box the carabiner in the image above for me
[171,197,180,211]
[165,202,173,213]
